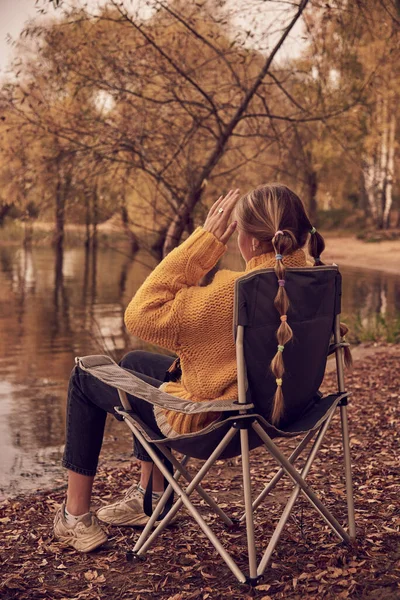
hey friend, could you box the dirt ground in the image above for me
[0,345,399,600]
[323,236,400,275]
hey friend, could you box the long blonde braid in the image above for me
[269,229,298,423]
[235,183,327,425]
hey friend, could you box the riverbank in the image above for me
[1,344,399,600]
[323,235,400,275]
[2,220,400,275]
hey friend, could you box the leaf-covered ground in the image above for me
[1,346,399,600]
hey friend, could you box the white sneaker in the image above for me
[54,502,108,552]
[97,484,170,527]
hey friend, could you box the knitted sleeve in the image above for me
[124,227,227,351]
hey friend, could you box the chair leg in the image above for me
[252,421,351,544]
[240,428,257,580]
[124,421,247,583]
[122,414,233,526]
[334,316,356,540]
[340,403,356,539]
[156,449,234,527]
[241,428,316,522]
[136,427,237,554]
[256,412,336,576]
[133,455,189,554]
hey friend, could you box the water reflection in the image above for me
[222,251,400,327]
[0,243,399,497]
[340,265,399,323]
[0,243,158,497]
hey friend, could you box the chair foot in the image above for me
[126,550,146,562]
[244,575,263,587]
[343,535,357,548]
[224,517,241,530]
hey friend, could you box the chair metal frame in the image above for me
[95,311,356,586]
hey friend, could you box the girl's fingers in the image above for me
[204,189,240,237]
[217,189,240,211]
[219,221,238,245]
[213,188,240,214]
[208,195,224,217]
[218,189,241,218]
[225,188,241,207]
[222,188,239,204]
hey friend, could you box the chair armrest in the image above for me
[77,355,253,414]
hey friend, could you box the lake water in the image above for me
[1,242,399,497]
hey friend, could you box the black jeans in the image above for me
[62,350,175,476]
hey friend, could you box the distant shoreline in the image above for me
[1,222,400,276]
[322,235,400,276]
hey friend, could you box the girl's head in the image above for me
[234,183,326,424]
[234,183,324,265]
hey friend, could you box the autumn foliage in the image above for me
[0,0,399,256]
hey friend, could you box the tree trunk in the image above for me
[363,93,396,229]
[92,187,98,249]
[376,96,387,228]
[53,166,71,251]
[23,220,34,248]
[163,213,185,256]
[382,110,396,229]
[163,187,203,256]
[53,243,64,313]
[186,214,195,235]
[85,194,91,249]
[358,170,368,212]
[305,168,318,224]
[0,203,13,226]
[151,225,168,259]
[121,203,139,256]
[91,241,97,305]
[362,155,378,223]
[82,243,90,306]
[53,177,65,251]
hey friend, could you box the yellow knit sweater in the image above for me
[124,227,307,435]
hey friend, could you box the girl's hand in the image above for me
[203,189,240,244]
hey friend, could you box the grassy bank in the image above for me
[343,313,400,345]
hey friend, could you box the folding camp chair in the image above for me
[78,265,355,585]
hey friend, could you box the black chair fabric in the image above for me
[234,266,342,429]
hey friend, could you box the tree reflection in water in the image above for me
[222,250,400,336]
[0,242,153,496]
[340,266,400,335]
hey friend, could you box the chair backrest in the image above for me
[234,266,342,428]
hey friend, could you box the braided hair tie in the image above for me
[280,315,287,322]
[278,279,285,287]
[310,226,317,235]
[275,254,283,260]
[277,345,284,353]
[276,378,283,386]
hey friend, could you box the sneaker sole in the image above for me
[55,529,108,553]
[97,512,177,528]
[96,512,153,527]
